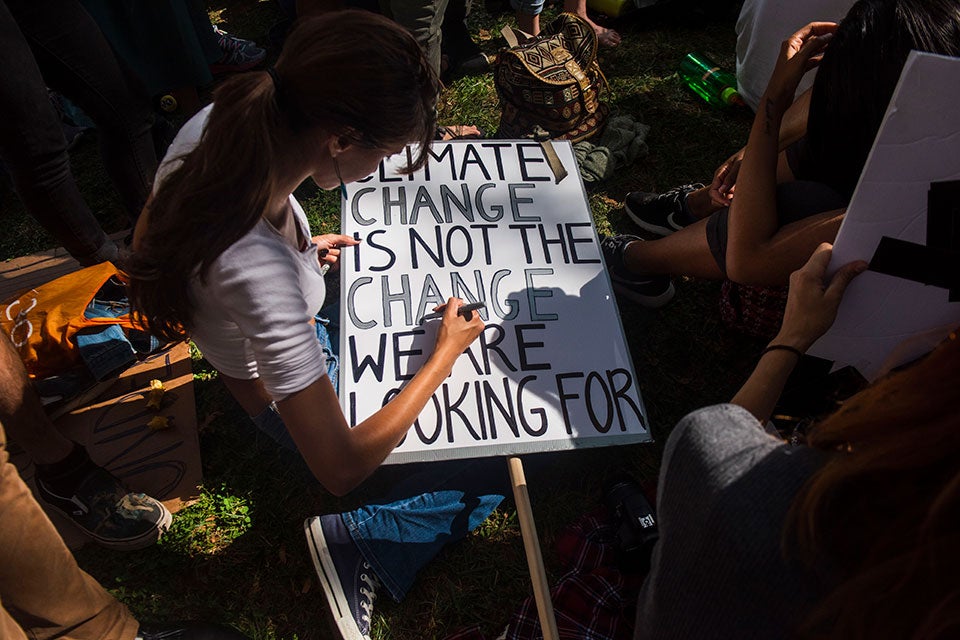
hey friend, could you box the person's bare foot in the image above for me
[579,14,621,47]
[592,22,621,47]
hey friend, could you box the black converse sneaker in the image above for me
[34,444,172,550]
[599,234,675,308]
[623,183,704,236]
[305,515,381,640]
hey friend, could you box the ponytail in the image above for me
[127,11,438,339]
[127,71,285,340]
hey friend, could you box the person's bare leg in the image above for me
[517,11,539,35]
[0,334,73,465]
[623,219,725,280]
[563,0,620,47]
[620,209,845,286]
[725,209,844,286]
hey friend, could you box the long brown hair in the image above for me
[127,11,438,340]
[786,331,960,639]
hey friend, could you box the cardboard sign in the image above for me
[810,52,960,379]
[10,341,201,548]
[340,141,651,464]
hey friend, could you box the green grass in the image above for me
[0,1,766,638]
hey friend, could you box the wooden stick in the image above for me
[508,456,559,640]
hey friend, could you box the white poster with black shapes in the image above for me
[810,51,960,380]
[339,140,651,464]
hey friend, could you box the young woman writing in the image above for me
[126,12,511,640]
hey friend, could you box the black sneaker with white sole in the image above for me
[623,183,704,236]
[305,515,381,640]
[599,234,675,308]
[34,444,172,550]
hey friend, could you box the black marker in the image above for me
[418,302,485,324]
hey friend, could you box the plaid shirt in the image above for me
[446,508,647,640]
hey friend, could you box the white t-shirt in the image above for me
[735,0,856,111]
[154,105,328,400]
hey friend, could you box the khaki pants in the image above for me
[0,422,139,640]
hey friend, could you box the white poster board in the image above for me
[810,51,960,380]
[340,140,651,464]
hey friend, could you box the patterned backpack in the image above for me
[494,13,609,143]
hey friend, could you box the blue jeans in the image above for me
[511,0,545,16]
[250,304,550,602]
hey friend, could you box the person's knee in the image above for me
[8,146,73,195]
[726,253,791,288]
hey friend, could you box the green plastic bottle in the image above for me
[678,52,745,108]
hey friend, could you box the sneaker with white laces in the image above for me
[623,183,704,236]
[305,515,381,640]
[599,234,675,308]
[210,25,266,74]
[34,444,172,550]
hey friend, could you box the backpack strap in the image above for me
[501,24,534,49]
[532,126,569,184]
[501,24,519,49]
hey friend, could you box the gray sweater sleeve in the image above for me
[635,404,827,640]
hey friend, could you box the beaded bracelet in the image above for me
[761,344,804,359]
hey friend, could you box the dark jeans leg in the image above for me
[7,0,158,224]
[388,0,451,77]
[0,2,120,265]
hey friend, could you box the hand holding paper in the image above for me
[774,243,867,353]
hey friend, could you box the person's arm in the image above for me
[278,298,483,495]
[778,86,811,151]
[724,23,837,285]
[708,88,812,208]
[732,243,866,422]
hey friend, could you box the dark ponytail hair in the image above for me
[806,0,960,199]
[127,11,438,340]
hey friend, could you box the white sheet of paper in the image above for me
[339,141,651,464]
[809,51,960,379]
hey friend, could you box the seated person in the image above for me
[635,243,958,638]
[0,336,249,640]
[603,0,960,307]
